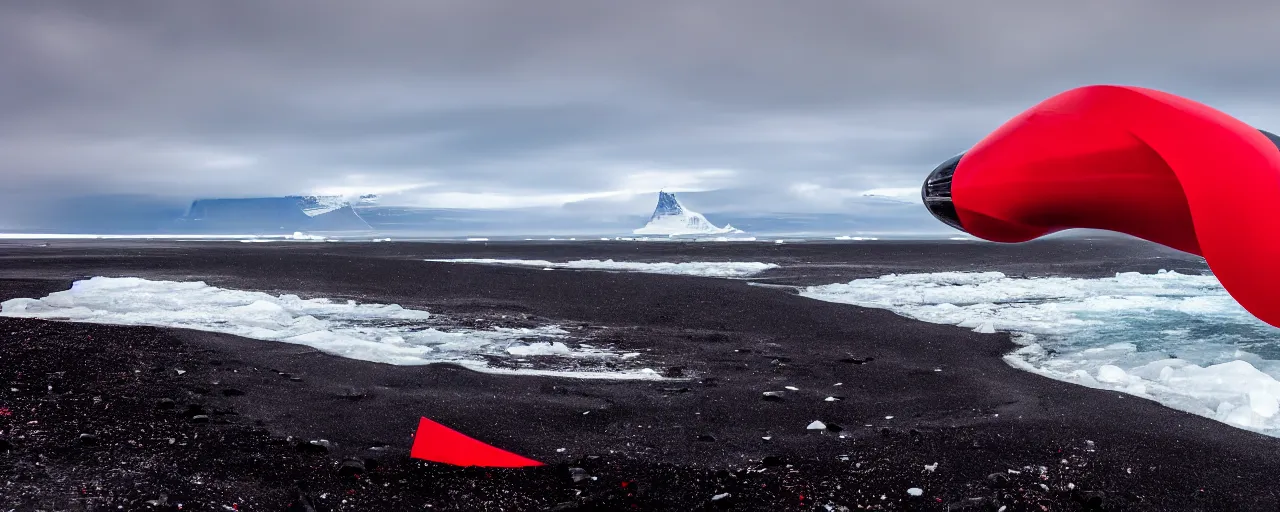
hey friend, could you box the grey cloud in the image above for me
[3,0,1280,230]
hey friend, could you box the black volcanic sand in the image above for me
[1,239,1272,511]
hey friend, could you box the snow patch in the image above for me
[426,259,778,278]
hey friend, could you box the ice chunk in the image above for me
[506,342,573,357]
[0,277,659,380]
[798,270,1280,438]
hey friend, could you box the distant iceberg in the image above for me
[180,196,373,232]
[633,192,743,236]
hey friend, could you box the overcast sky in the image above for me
[5,0,1280,223]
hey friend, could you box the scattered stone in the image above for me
[78,433,98,445]
[712,492,730,501]
[222,388,245,397]
[156,398,176,409]
[784,386,800,391]
[907,487,923,497]
[924,462,938,473]
[824,396,843,402]
[762,391,784,402]
[569,467,590,482]
[986,472,1010,487]
[175,369,187,375]
[190,415,210,423]
[338,459,366,477]
[807,420,827,430]
[297,440,332,454]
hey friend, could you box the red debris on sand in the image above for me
[409,417,544,467]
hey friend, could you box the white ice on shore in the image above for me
[426,259,778,278]
[0,277,661,380]
[800,270,1280,437]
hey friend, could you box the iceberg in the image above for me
[633,192,743,236]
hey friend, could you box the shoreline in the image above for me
[2,240,1271,511]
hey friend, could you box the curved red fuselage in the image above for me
[927,85,1280,327]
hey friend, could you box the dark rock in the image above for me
[838,357,874,364]
[760,456,784,467]
[569,467,590,482]
[285,487,318,512]
[986,472,1010,487]
[762,391,784,402]
[78,433,98,445]
[184,404,205,418]
[222,388,246,397]
[663,366,686,378]
[156,398,176,410]
[289,377,303,382]
[0,438,11,451]
[826,423,844,433]
[697,434,717,442]
[364,458,380,472]
[190,415,210,423]
[338,459,366,477]
[660,387,691,394]
[297,440,331,454]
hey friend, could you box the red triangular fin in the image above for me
[410,417,544,467]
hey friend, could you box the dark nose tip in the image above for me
[922,153,966,232]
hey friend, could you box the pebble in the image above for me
[338,459,366,477]
[785,386,800,391]
[712,492,730,501]
[190,415,210,423]
[78,433,98,445]
[907,487,923,497]
[762,391,784,401]
[298,440,331,454]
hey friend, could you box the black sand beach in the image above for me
[1,239,1272,511]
